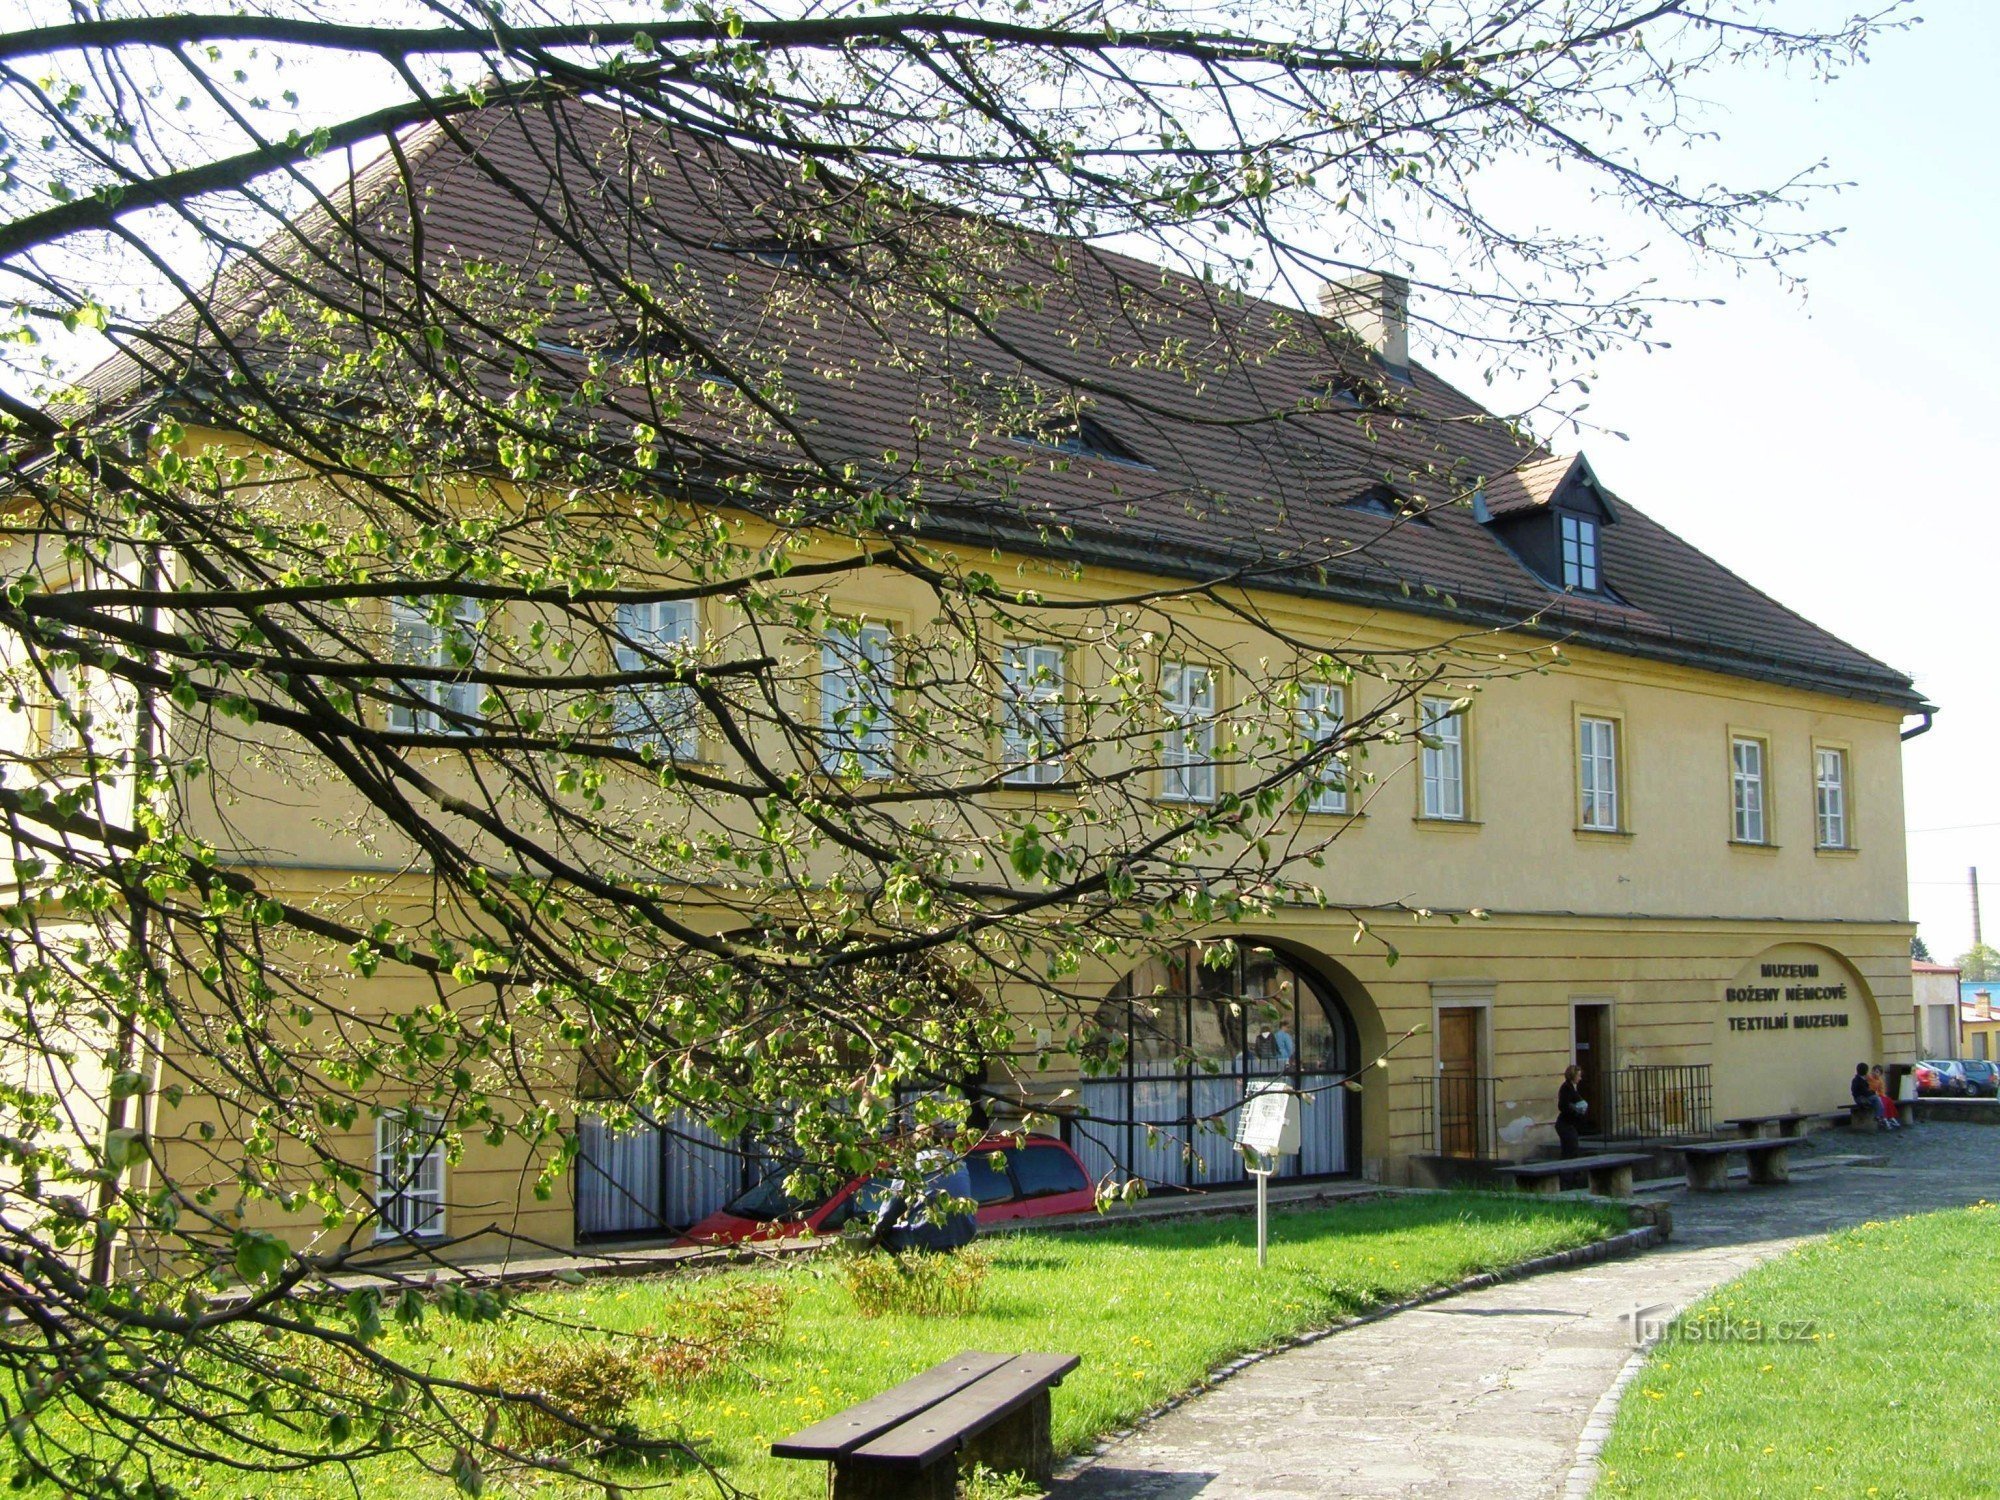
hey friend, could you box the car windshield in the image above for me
[847,1156,967,1222]
[722,1169,834,1224]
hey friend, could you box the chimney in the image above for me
[1320,272,1410,378]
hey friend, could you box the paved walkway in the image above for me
[1049,1123,2000,1499]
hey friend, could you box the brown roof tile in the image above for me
[65,99,1925,712]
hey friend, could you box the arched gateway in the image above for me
[1070,942,1362,1188]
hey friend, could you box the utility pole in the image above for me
[1974,866,1985,951]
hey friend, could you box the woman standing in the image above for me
[1555,1064,1589,1159]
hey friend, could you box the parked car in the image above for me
[1915,1059,1970,1097]
[676,1134,1099,1247]
[1953,1059,2000,1098]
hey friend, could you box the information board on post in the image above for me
[1235,1081,1301,1268]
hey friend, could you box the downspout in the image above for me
[1901,709,1935,741]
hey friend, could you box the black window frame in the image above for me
[1559,511,1601,592]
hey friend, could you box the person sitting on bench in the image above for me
[1869,1066,1902,1130]
[1851,1062,1893,1131]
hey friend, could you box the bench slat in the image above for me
[1681,1139,1791,1156]
[848,1353,1080,1470]
[770,1351,1015,1459]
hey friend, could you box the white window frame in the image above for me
[1731,735,1768,844]
[1815,746,1850,850]
[388,597,483,734]
[820,621,895,779]
[1419,696,1467,821]
[1560,514,1599,592]
[1001,642,1066,786]
[1159,662,1216,804]
[39,572,135,756]
[1578,715,1620,831]
[612,598,700,759]
[374,1108,446,1241]
[1297,683,1348,814]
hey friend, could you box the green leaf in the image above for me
[232,1229,288,1286]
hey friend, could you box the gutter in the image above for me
[1900,709,1936,742]
[928,513,1933,715]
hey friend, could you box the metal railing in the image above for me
[1422,1073,1498,1159]
[1600,1065,1711,1141]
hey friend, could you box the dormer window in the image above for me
[1560,514,1599,592]
[1011,414,1149,468]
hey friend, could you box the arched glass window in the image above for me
[1073,943,1356,1189]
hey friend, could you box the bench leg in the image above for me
[1587,1165,1635,1199]
[1516,1174,1561,1196]
[961,1389,1056,1487]
[831,1458,957,1500]
[1735,1122,1762,1139]
[1779,1120,1805,1139]
[1746,1147,1792,1186]
[1684,1154,1730,1192]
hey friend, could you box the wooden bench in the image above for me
[1496,1152,1653,1200]
[1721,1112,1812,1139]
[771,1350,1079,1499]
[1679,1137,1794,1191]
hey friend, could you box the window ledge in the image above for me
[1814,843,1861,858]
[1727,838,1781,852]
[1413,815,1482,831]
[1574,825,1634,841]
[1301,806,1363,823]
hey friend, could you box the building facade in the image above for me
[14,101,1931,1256]
[1913,962,1963,1058]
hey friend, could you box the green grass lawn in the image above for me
[1597,1203,2000,1499]
[115,1191,1624,1499]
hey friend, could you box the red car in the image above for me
[676,1134,1098,1247]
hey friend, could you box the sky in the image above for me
[1433,2,1998,964]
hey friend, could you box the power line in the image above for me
[1906,820,2000,834]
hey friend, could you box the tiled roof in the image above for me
[66,99,1925,712]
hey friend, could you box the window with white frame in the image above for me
[1419,697,1466,820]
[1297,683,1348,814]
[374,1108,446,1240]
[1559,514,1599,592]
[39,573,135,756]
[612,599,699,758]
[1001,642,1065,786]
[1731,735,1768,844]
[1815,746,1849,849]
[1578,715,1620,831]
[1160,662,1216,804]
[820,621,895,778]
[388,597,483,734]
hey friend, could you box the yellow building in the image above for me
[1961,983,2000,1063]
[15,101,1931,1256]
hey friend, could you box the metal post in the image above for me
[1255,1163,1269,1268]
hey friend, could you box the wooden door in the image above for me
[1437,1006,1481,1158]
[1574,1004,1610,1133]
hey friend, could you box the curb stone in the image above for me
[1564,1329,1663,1499]
[1058,1219,1668,1474]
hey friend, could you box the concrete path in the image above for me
[1048,1122,2000,1500]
